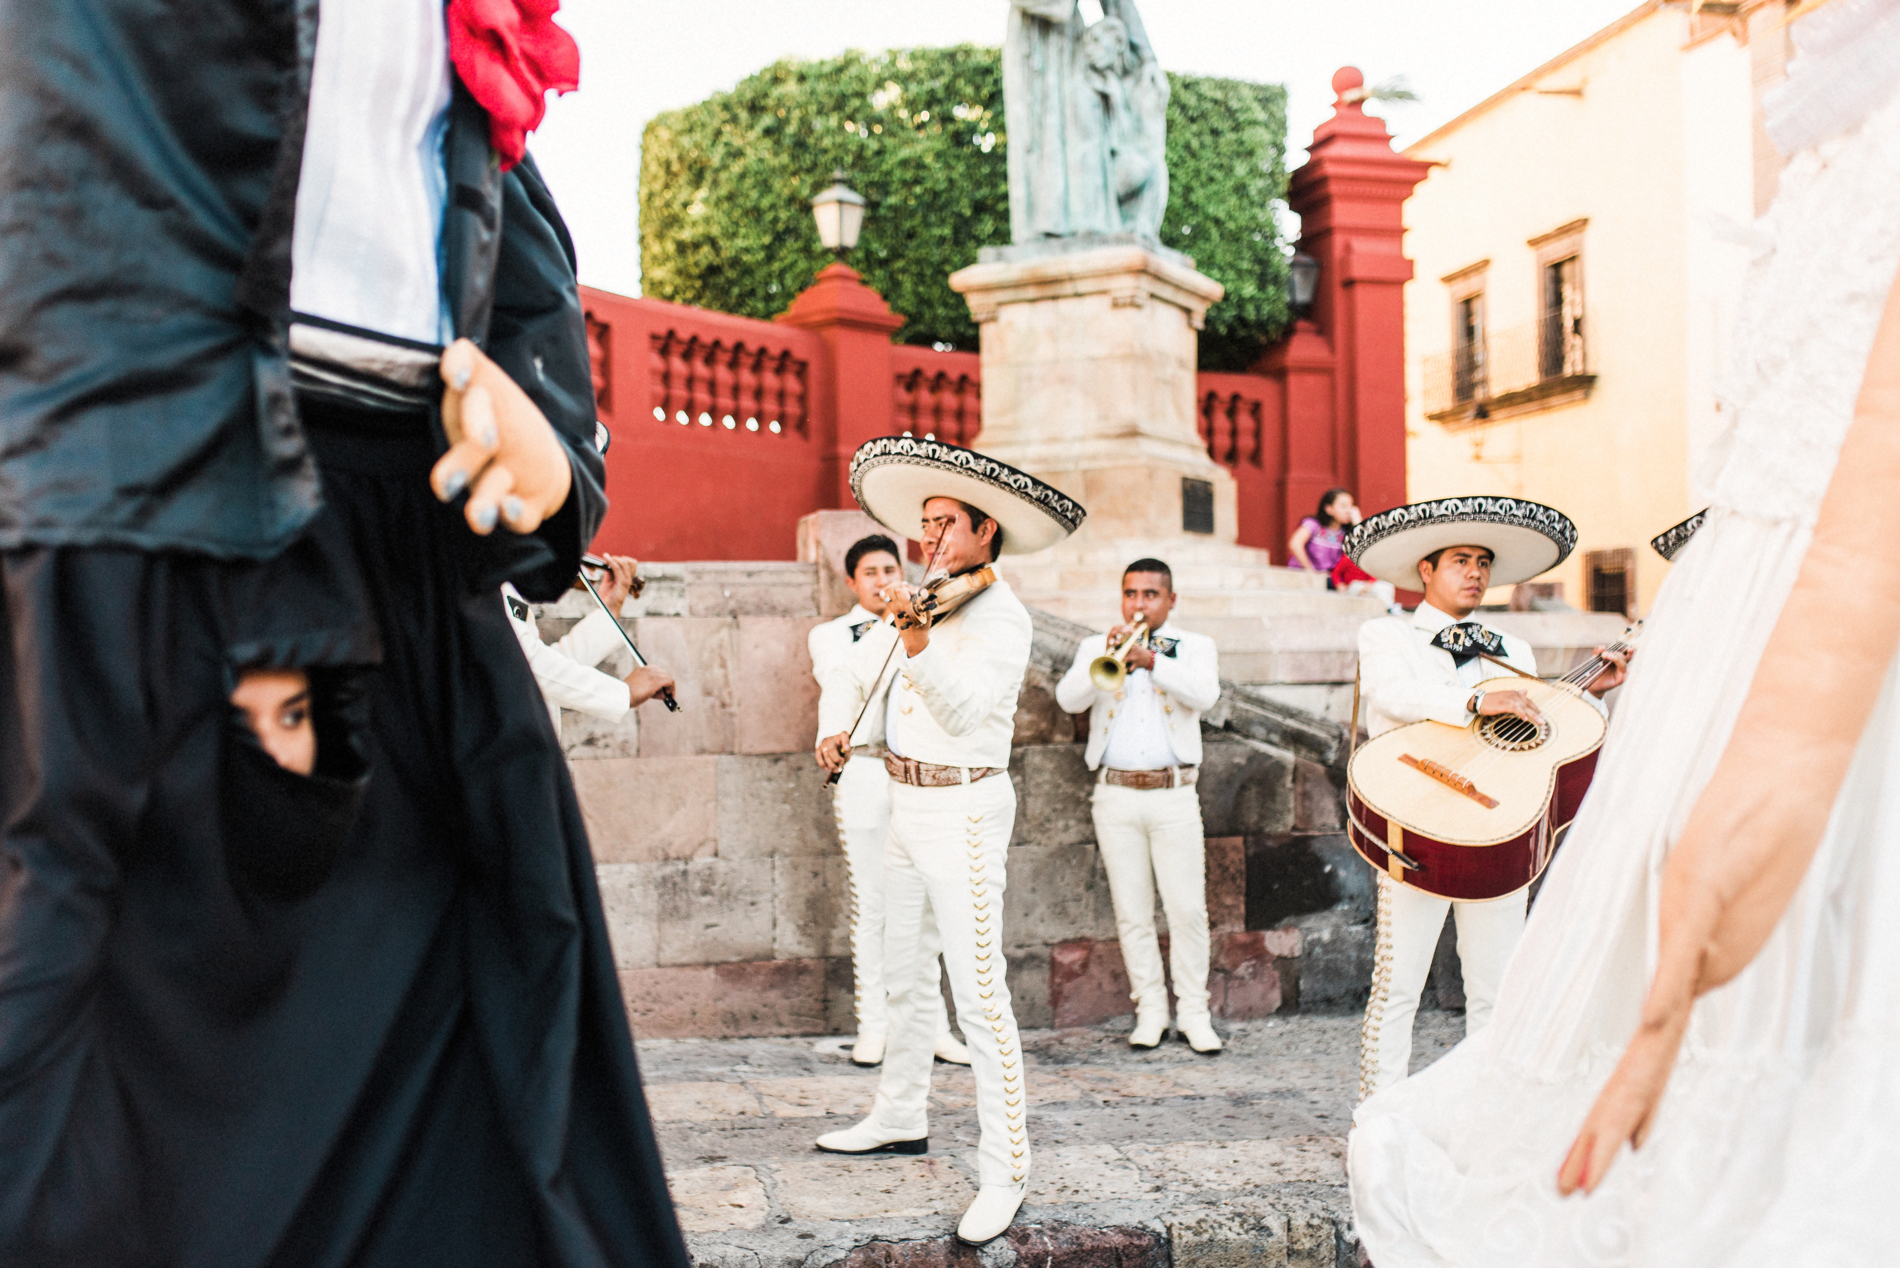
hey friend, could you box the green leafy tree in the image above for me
[640,46,1289,370]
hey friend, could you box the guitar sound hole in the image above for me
[1478,713,1551,752]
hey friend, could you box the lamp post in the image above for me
[1288,251,1321,319]
[811,170,866,257]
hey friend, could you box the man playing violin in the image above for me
[1347,500,1630,1099]
[815,438,1086,1246]
[503,552,677,738]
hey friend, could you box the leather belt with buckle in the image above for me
[884,752,1004,788]
[1100,765,1199,790]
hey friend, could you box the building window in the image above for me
[1585,548,1634,617]
[1454,293,1486,404]
[1540,254,1586,380]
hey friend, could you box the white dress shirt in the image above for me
[844,576,1033,770]
[1056,622,1222,771]
[809,604,896,747]
[1357,601,1606,740]
[503,584,632,732]
[291,0,453,348]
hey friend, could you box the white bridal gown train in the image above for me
[1349,3,1900,1264]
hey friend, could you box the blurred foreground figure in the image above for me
[1349,1,1900,1263]
[0,3,690,1265]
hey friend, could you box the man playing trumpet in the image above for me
[1057,560,1223,1052]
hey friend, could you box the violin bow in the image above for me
[823,531,947,786]
[576,566,681,713]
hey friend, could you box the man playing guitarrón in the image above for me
[1346,498,1627,1098]
[813,437,1086,1246]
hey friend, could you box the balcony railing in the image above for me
[1422,316,1594,423]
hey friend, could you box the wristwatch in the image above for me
[1468,689,1484,715]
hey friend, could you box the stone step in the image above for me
[1005,559,1333,596]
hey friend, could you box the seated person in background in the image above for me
[1331,555,1401,613]
[504,552,675,733]
[1288,487,1359,577]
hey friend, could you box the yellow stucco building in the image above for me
[1401,1,1797,615]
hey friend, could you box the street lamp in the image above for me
[1288,251,1321,317]
[811,170,866,256]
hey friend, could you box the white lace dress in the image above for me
[1348,4,1900,1264]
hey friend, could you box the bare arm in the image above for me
[1560,266,1900,1196]
[1288,521,1317,571]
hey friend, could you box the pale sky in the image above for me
[532,1,1645,298]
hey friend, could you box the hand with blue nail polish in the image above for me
[431,338,574,537]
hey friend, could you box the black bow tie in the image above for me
[1149,636,1179,658]
[850,620,875,643]
[1429,622,1506,667]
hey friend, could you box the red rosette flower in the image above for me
[447,0,581,170]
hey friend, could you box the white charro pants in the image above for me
[1091,783,1211,1024]
[869,773,1028,1187]
[832,757,949,1041]
[1358,875,1526,1098]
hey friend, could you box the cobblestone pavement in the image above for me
[638,1012,1464,1268]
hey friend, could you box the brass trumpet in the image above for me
[1088,616,1150,691]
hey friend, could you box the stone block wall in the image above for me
[542,562,1379,1039]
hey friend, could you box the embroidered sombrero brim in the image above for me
[1651,508,1708,561]
[849,437,1086,556]
[1345,496,1577,589]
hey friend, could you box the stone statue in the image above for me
[1004,0,1169,246]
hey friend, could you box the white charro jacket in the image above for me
[1055,621,1221,770]
[809,603,898,747]
[1357,601,1605,740]
[838,575,1033,770]
[503,583,631,731]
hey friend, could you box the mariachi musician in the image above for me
[504,552,677,734]
[808,533,971,1069]
[813,438,1085,1247]
[1345,499,1628,1097]
[1054,558,1224,1054]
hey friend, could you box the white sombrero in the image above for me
[849,436,1086,556]
[1345,495,1577,588]
[1650,508,1707,562]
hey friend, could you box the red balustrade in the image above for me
[582,288,829,562]
[890,346,982,446]
[1197,372,1287,556]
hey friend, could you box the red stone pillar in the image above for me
[1260,321,1336,559]
[1285,68,1431,528]
[777,262,906,509]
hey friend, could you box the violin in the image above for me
[887,565,997,631]
[574,553,678,713]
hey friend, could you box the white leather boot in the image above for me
[1128,1012,1169,1049]
[850,1032,887,1066]
[933,1032,972,1065]
[956,1182,1027,1244]
[1179,1017,1224,1054]
[814,1117,927,1156]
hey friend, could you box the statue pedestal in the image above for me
[948,243,1338,634]
[950,243,1235,546]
